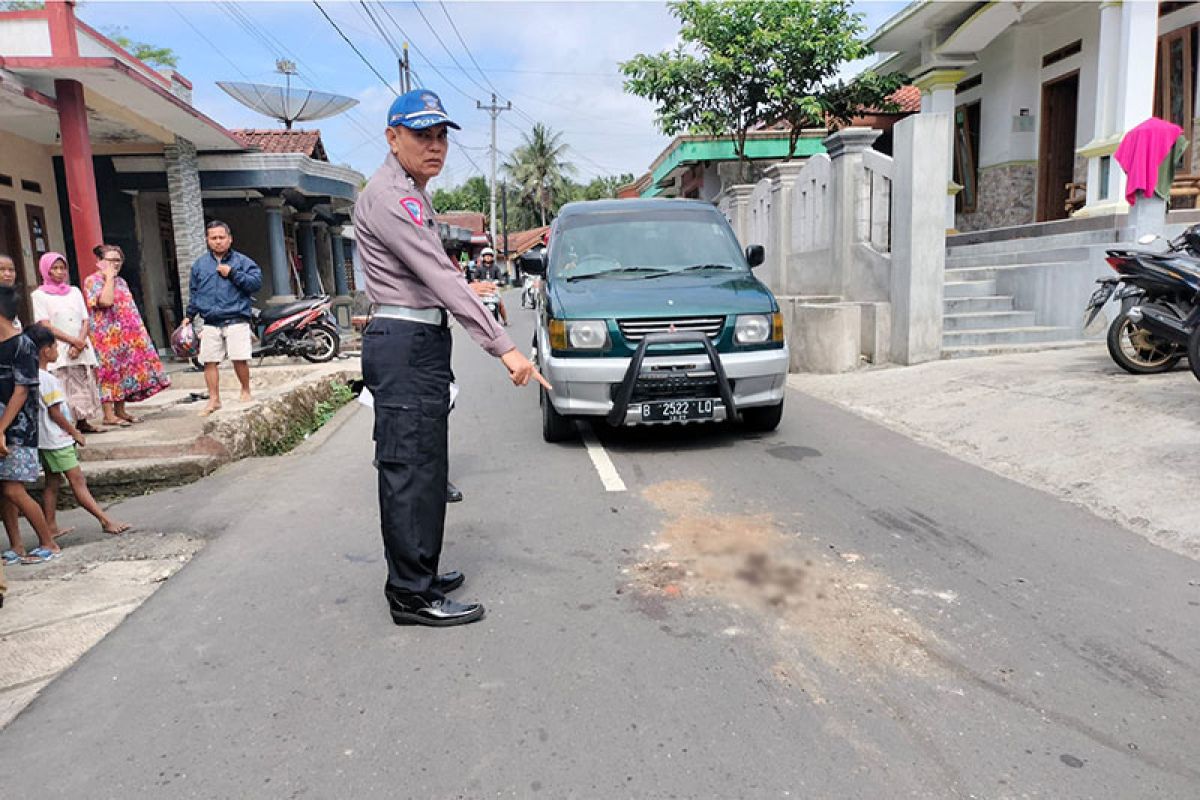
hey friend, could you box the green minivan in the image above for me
[520,198,789,442]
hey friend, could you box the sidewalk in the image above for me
[789,344,1200,561]
[71,357,360,500]
[0,356,361,727]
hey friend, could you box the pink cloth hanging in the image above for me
[1114,117,1184,205]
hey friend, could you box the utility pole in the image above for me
[400,43,411,92]
[501,180,510,281]
[477,93,511,250]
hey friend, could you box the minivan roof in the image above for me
[556,198,718,218]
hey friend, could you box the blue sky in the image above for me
[78,1,908,190]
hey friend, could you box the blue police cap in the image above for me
[387,89,461,130]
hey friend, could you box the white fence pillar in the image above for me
[824,127,883,297]
[764,161,808,295]
[890,114,950,366]
[717,183,756,245]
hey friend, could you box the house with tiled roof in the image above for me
[0,3,363,347]
[231,129,329,162]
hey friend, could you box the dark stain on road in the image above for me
[766,445,822,462]
[342,552,378,564]
[1060,754,1085,768]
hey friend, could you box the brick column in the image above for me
[164,137,206,311]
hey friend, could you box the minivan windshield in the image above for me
[549,208,748,281]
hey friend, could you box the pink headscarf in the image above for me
[38,251,71,296]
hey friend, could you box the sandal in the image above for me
[116,413,141,424]
[101,418,131,428]
[27,547,60,562]
[2,549,25,565]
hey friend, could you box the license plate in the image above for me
[640,399,715,422]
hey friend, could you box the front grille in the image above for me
[613,371,735,402]
[617,316,725,342]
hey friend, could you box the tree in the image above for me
[621,0,904,163]
[432,175,490,214]
[0,1,45,9]
[104,27,179,69]
[502,123,576,226]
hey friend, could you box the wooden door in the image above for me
[1037,72,1079,222]
[0,200,32,324]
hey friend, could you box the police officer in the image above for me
[354,89,549,627]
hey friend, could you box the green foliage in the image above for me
[432,175,491,214]
[256,381,355,457]
[503,123,577,226]
[105,27,179,69]
[621,0,905,160]
[0,1,45,10]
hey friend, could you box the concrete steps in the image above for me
[941,340,1092,359]
[944,295,1016,313]
[943,310,1037,331]
[942,326,1076,347]
[945,279,998,298]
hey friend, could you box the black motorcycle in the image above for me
[1085,225,1200,374]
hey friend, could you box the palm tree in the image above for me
[503,123,576,226]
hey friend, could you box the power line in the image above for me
[312,0,396,95]
[409,0,489,96]
[438,1,502,96]
[373,2,477,103]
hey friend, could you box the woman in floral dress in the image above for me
[84,244,170,425]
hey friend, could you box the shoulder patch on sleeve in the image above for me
[399,196,425,226]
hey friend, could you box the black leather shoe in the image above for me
[387,593,484,627]
[446,480,463,503]
[433,570,465,593]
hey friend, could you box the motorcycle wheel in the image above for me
[1105,308,1183,374]
[300,324,340,363]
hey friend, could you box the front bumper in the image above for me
[540,337,788,421]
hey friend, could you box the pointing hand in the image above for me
[500,349,551,391]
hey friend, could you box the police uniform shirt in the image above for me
[354,153,516,357]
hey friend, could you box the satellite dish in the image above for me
[218,60,358,130]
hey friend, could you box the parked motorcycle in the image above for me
[191,295,340,368]
[1084,225,1200,374]
[252,294,340,362]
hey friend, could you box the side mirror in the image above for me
[518,251,547,276]
[745,245,765,268]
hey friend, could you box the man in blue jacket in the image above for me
[187,220,263,416]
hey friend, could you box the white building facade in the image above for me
[871,0,1195,233]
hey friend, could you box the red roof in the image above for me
[436,211,487,235]
[230,129,327,161]
[503,226,551,257]
[870,85,921,114]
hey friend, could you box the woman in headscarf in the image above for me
[32,252,103,433]
[84,244,170,425]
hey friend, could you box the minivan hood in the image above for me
[548,272,777,319]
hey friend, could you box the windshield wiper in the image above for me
[565,267,668,282]
[639,264,739,279]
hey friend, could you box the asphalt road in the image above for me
[2,300,1199,799]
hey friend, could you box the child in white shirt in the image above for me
[27,325,129,536]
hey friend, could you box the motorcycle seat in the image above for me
[258,299,320,323]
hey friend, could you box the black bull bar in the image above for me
[605,331,738,426]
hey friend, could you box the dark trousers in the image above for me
[362,317,452,600]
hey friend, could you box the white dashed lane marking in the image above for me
[577,422,627,493]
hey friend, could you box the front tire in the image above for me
[741,400,784,432]
[1105,309,1182,374]
[1187,328,1200,384]
[541,386,575,443]
[300,323,340,363]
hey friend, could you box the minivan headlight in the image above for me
[735,314,772,344]
[550,319,610,350]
